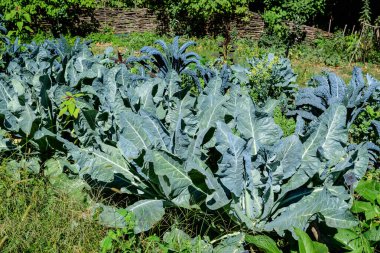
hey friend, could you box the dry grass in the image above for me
[0,167,107,253]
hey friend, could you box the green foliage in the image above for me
[100,210,137,252]
[144,0,252,63]
[246,53,298,105]
[3,7,33,37]
[0,0,96,37]
[150,0,252,24]
[0,15,8,59]
[88,32,163,55]
[261,0,326,47]
[263,0,326,23]
[274,107,296,137]
[245,234,283,253]
[350,104,380,145]
[177,0,251,18]
[245,229,329,253]
[100,219,244,253]
[314,33,358,63]
[294,228,328,253]
[96,0,145,9]
[306,1,378,64]
[334,178,380,253]
[291,67,380,128]
[59,92,84,119]
[130,36,207,87]
[359,0,372,25]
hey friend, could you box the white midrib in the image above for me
[125,118,148,149]
[280,139,296,167]
[206,98,224,129]
[302,124,323,160]
[322,108,339,149]
[0,84,12,102]
[248,111,258,155]
[92,150,141,185]
[128,199,160,211]
[146,116,168,150]
[156,152,192,184]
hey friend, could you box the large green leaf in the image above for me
[197,92,227,132]
[213,232,246,253]
[166,93,196,158]
[126,199,166,234]
[44,158,90,202]
[265,187,358,236]
[348,143,370,181]
[96,204,127,228]
[166,70,182,99]
[19,104,36,136]
[215,122,247,197]
[363,227,380,241]
[245,234,282,253]
[319,104,347,162]
[302,104,346,172]
[152,150,200,208]
[186,157,230,210]
[163,228,213,252]
[236,98,282,155]
[281,105,348,195]
[294,228,328,253]
[118,110,151,159]
[134,79,156,113]
[271,135,303,181]
[64,140,150,195]
[334,228,373,253]
[355,179,380,204]
[140,110,170,151]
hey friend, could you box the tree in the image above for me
[260,0,326,55]
[0,0,97,37]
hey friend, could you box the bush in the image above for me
[314,31,380,65]
[0,0,97,38]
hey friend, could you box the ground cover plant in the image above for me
[333,172,380,252]
[0,14,379,251]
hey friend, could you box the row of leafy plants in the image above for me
[0,16,379,252]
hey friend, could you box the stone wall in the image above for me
[83,8,330,40]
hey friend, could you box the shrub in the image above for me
[0,0,97,37]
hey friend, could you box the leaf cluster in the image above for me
[334,178,380,252]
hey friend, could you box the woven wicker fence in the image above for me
[79,8,330,40]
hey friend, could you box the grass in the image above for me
[0,159,232,253]
[0,163,107,253]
